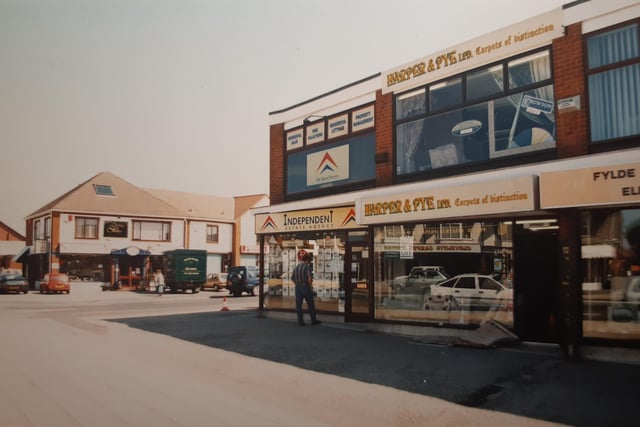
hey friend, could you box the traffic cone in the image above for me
[220,297,230,312]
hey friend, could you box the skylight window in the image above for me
[93,184,115,196]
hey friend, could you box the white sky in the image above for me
[0,0,569,234]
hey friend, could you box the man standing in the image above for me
[292,253,321,326]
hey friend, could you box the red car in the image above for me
[40,273,71,294]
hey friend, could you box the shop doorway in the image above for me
[514,220,559,343]
[344,238,372,322]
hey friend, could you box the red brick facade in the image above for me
[553,22,589,159]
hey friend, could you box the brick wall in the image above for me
[553,22,589,158]
[269,123,285,204]
[375,90,393,187]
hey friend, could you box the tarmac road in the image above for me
[116,304,640,427]
[0,283,638,426]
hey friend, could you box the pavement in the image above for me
[113,308,640,427]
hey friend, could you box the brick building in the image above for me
[256,0,640,356]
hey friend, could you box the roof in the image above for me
[146,189,235,222]
[0,221,25,240]
[26,172,185,220]
[234,194,269,220]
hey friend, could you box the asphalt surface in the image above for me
[113,309,640,427]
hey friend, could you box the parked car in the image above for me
[40,273,71,294]
[0,273,29,294]
[392,266,449,291]
[226,266,259,297]
[425,273,511,311]
[203,273,227,291]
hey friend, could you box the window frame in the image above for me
[206,224,219,243]
[393,47,555,181]
[585,19,640,145]
[132,220,171,242]
[75,217,99,240]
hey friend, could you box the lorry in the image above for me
[162,249,207,293]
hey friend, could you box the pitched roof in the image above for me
[0,221,25,240]
[234,194,269,219]
[26,172,184,219]
[146,189,235,222]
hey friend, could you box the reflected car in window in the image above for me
[0,273,29,294]
[425,274,511,311]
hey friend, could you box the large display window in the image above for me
[373,220,514,327]
[581,209,640,341]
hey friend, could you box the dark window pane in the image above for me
[467,65,504,101]
[430,78,462,112]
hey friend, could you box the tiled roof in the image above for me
[27,172,184,219]
[146,189,235,222]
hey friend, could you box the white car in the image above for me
[425,274,511,311]
[391,266,448,291]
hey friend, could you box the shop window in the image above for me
[264,232,346,313]
[206,225,218,243]
[395,48,554,178]
[75,217,98,239]
[581,209,640,341]
[373,221,513,328]
[132,221,171,242]
[586,22,640,142]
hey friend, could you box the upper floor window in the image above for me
[75,217,98,239]
[34,220,42,240]
[44,217,51,239]
[132,221,171,241]
[395,48,554,178]
[586,21,640,143]
[206,225,219,243]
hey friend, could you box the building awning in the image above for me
[111,246,151,256]
[11,246,31,263]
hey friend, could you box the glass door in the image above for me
[345,238,372,322]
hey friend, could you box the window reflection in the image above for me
[373,221,514,327]
[582,209,640,340]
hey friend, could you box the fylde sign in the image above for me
[540,163,640,208]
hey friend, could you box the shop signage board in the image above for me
[540,163,640,208]
[286,129,303,151]
[381,8,563,94]
[255,206,364,234]
[356,175,537,225]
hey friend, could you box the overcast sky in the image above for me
[0,0,569,234]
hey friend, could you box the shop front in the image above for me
[355,174,561,339]
[255,206,371,321]
[540,157,640,346]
